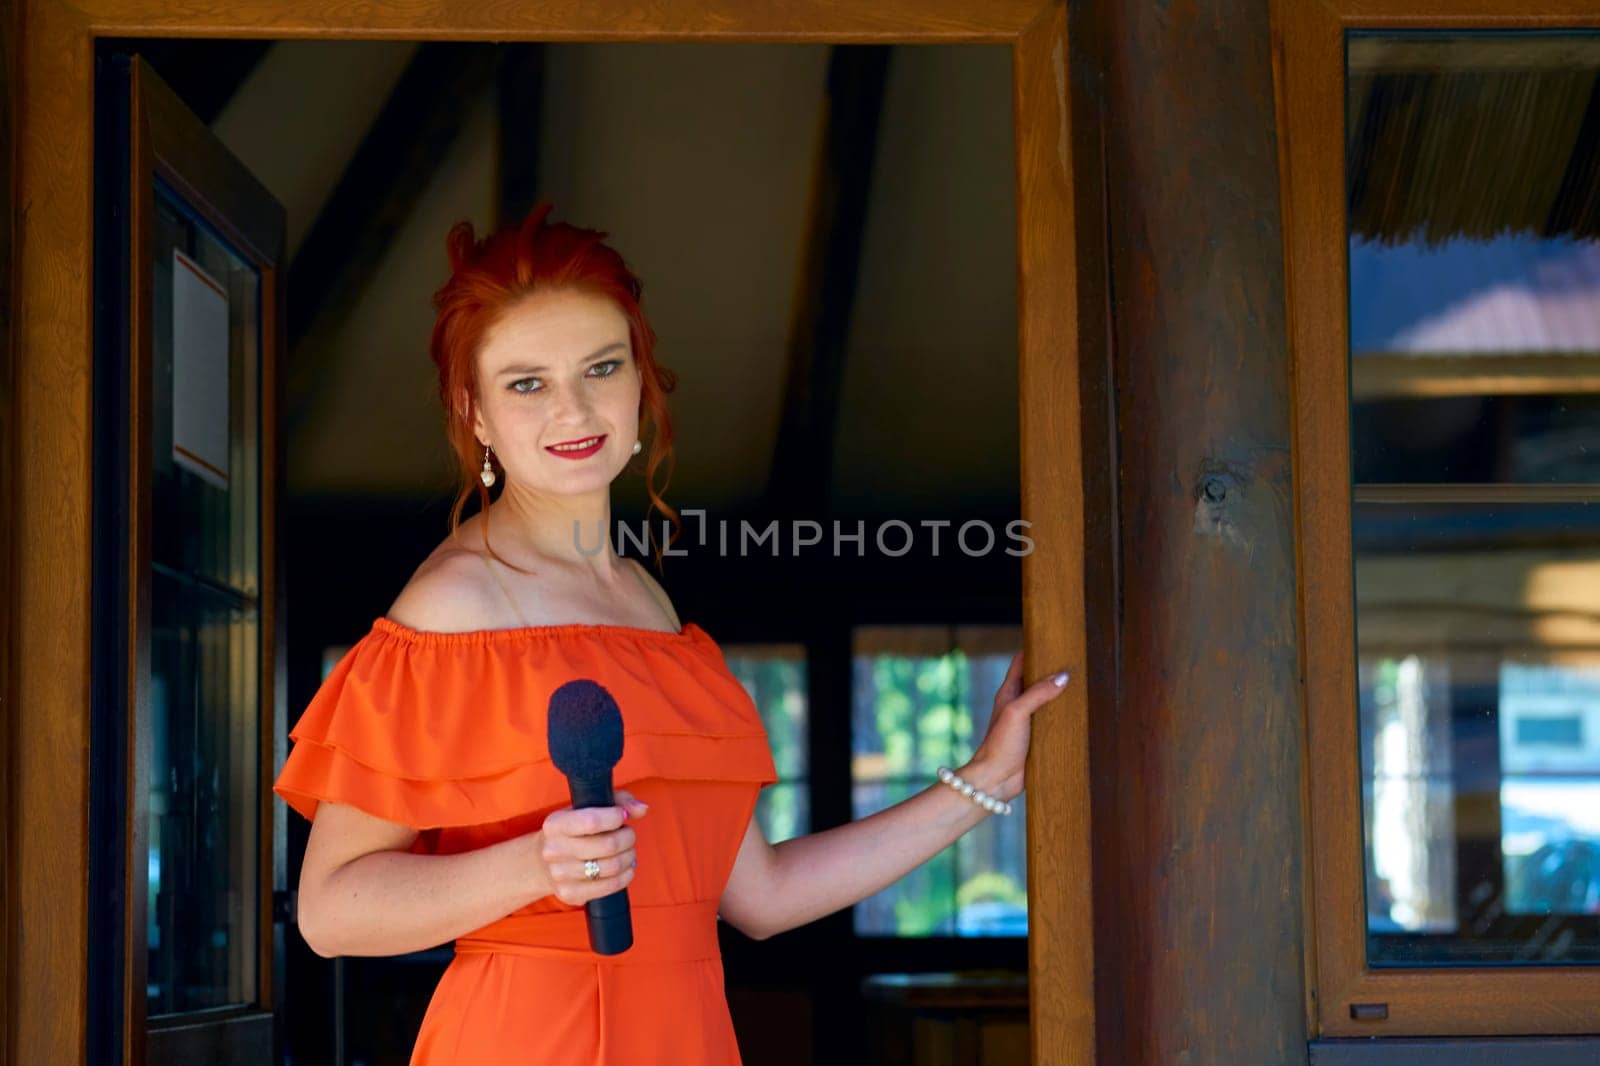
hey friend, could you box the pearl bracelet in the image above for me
[936,766,1013,815]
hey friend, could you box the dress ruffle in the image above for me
[273,617,777,829]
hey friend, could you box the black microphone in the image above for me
[547,679,632,955]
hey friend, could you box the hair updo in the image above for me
[428,200,680,572]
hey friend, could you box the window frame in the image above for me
[1273,0,1600,1037]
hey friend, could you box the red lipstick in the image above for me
[545,434,606,460]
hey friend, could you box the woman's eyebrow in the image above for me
[496,341,628,377]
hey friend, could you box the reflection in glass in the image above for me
[850,626,1026,937]
[1500,663,1600,919]
[1347,33,1600,486]
[722,645,810,844]
[146,185,263,1013]
[1348,236,1600,485]
[1348,31,1600,967]
[1360,655,1457,936]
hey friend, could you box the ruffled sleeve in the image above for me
[272,618,778,830]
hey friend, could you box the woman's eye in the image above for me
[509,360,621,395]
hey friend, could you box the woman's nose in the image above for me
[547,381,594,421]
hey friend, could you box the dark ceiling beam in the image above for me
[102,39,272,125]
[764,45,892,514]
[286,42,505,427]
[496,43,547,230]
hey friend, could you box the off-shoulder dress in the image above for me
[272,615,777,1065]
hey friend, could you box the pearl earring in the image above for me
[480,444,497,488]
[631,439,643,456]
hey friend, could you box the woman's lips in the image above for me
[545,434,606,460]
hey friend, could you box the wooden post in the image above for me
[1083,0,1312,1060]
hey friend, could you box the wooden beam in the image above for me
[13,1,96,1058]
[0,0,16,1058]
[765,45,891,512]
[70,0,1046,41]
[285,42,504,424]
[1016,5,1110,1063]
[495,43,546,230]
[1087,0,1311,1061]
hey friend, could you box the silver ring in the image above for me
[583,859,602,881]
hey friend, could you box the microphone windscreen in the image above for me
[547,679,625,779]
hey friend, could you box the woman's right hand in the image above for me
[534,789,649,906]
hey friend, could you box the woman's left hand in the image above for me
[965,652,1070,802]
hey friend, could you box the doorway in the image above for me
[7,5,1097,1064]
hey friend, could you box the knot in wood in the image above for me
[1192,467,1246,548]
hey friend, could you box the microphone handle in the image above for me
[567,773,633,956]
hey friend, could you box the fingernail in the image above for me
[621,809,629,820]
[1052,671,1070,687]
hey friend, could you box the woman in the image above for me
[272,201,1071,1065]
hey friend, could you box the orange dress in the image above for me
[272,616,777,1065]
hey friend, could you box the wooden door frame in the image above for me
[7,2,1103,1064]
[0,4,16,1063]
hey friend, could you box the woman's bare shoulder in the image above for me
[384,541,507,635]
[626,557,681,630]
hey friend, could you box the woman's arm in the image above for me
[296,797,642,958]
[717,757,1010,941]
[294,550,654,958]
[719,653,1070,940]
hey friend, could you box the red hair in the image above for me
[428,200,680,573]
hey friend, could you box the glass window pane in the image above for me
[1348,31,1600,968]
[146,184,263,1013]
[722,643,809,843]
[850,625,1025,937]
[1347,33,1600,487]
[854,781,958,936]
[151,186,261,591]
[754,783,809,849]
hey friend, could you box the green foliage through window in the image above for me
[852,626,1027,937]
[723,647,809,844]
